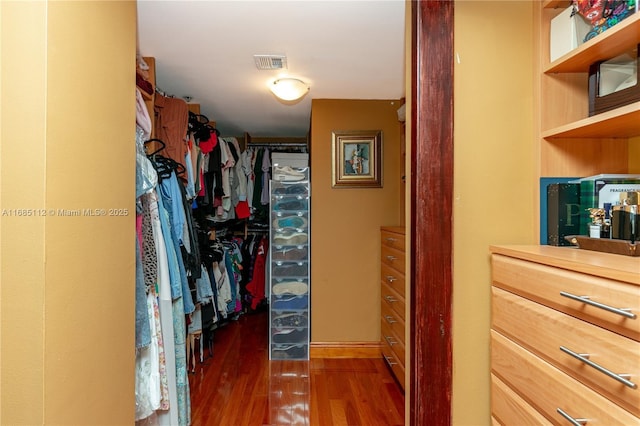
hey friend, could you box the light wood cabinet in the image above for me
[491,5,640,425]
[380,226,405,390]
[490,245,640,425]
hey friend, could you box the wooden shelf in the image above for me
[535,4,638,178]
[545,14,640,73]
[543,0,571,9]
[542,101,640,139]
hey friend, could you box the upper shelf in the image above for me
[544,13,640,73]
[542,101,640,139]
[543,0,571,9]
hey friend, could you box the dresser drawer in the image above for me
[381,340,405,390]
[491,373,552,426]
[493,286,640,416]
[381,299,405,344]
[381,245,405,274]
[492,254,640,341]
[381,262,405,298]
[381,314,405,364]
[382,282,405,322]
[381,229,405,251]
[491,330,640,425]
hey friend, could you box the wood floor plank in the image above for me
[330,399,348,426]
[188,310,404,425]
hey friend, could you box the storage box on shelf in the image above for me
[490,245,640,425]
[380,226,406,390]
[269,167,310,360]
[588,44,640,116]
[549,4,591,62]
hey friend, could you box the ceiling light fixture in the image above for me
[269,78,310,102]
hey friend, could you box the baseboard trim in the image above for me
[309,341,382,359]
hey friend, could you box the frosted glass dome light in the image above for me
[269,78,310,101]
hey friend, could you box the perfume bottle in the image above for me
[587,207,605,239]
[601,202,611,238]
[612,204,639,242]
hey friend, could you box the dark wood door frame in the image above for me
[410,1,454,424]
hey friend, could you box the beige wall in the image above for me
[0,1,136,424]
[453,2,535,424]
[310,99,403,342]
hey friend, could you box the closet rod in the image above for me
[246,143,308,151]
[245,227,269,233]
[247,142,307,147]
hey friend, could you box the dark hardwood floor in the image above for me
[189,310,405,425]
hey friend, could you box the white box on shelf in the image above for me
[549,5,592,63]
[271,152,309,168]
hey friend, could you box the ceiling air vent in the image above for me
[254,55,287,70]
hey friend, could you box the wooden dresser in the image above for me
[380,226,406,390]
[490,245,640,425]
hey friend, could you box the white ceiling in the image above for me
[137,0,406,138]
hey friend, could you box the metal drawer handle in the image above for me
[384,315,397,324]
[383,354,397,366]
[384,336,397,346]
[385,275,397,283]
[560,346,637,389]
[560,291,636,319]
[556,408,587,426]
[384,295,397,303]
[386,255,397,261]
[385,237,397,243]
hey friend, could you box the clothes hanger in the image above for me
[195,114,209,124]
[154,156,186,178]
[144,138,166,157]
[188,113,211,136]
[143,140,174,181]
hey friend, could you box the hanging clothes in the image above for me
[150,189,180,426]
[159,171,195,315]
[154,94,189,172]
[245,236,268,310]
[135,237,151,349]
[148,191,172,413]
[251,148,266,221]
[260,148,271,206]
[242,149,255,217]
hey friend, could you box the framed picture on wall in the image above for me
[331,129,382,188]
